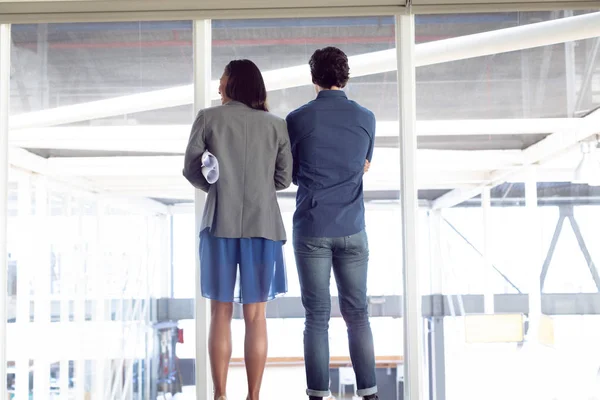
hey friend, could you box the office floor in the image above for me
[166,366,309,400]
[168,392,358,400]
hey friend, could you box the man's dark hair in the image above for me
[224,59,269,112]
[309,47,350,89]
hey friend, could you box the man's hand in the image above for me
[364,159,371,173]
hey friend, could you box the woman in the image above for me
[183,59,292,400]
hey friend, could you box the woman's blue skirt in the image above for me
[199,228,287,304]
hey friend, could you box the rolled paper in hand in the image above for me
[201,151,219,184]
[201,151,218,169]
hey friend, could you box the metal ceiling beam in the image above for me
[79,168,589,202]
[2,1,600,23]
[7,292,600,326]
[411,2,600,14]
[432,108,600,209]
[161,194,600,212]
[0,1,407,24]
[8,148,170,214]
[157,293,600,321]
[8,147,48,174]
[53,172,483,196]
[8,119,578,153]
[416,11,600,67]
[42,150,523,176]
[9,144,586,202]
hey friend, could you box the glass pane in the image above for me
[169,16,404,399]
[9,21,193,400]
[418,10,600,400]
[417,11,600,119]
[177,317,404,399]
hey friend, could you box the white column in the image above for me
[111,278,124,400]
[193,19,212,400]
[564,11,576,117]
[15,174,31,400]
[525,170,541,340]
[145,319,153,400]
[33,177,51,400]
[159,214,172,299]
[145,216,155,400]
[60,195,73,400]
[428,210,444,296]
[74,198,86,400]
[137,353,143,400]
[396,14,425,400]
[0,23,10,400]
[93,200,109,400]
[427,210,443,400]
[482,187,494,314]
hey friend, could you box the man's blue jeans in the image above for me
[293,229,377,398]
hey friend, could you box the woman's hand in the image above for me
[364,159,371,173]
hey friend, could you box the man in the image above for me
[286,47,378,400]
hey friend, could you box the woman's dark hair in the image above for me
[309,47,350,89]
[224,59,268,112]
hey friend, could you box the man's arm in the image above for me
[366,111,376,163]
[364,112,376,173]
[182,110,211,192]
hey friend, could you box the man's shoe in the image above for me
[364,395,379,400]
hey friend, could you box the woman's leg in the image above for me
[243,302,268,400]
[209,300,234,399]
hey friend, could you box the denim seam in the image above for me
[356,385,378,397]
[306,389,331,397]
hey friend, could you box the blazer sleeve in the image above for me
[285,113,300,186]
[183,110,211,193]
[274,120,293,191]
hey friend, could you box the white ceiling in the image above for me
[1,0,600,23]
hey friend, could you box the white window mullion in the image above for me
[59,195,74,400]
[15,173,31,400]
[33,177,51,400]
[93,200,108,400]
[193,19,212,400]
[0,22,9,400]
[396,13,426,400]
[74,198,86,400]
